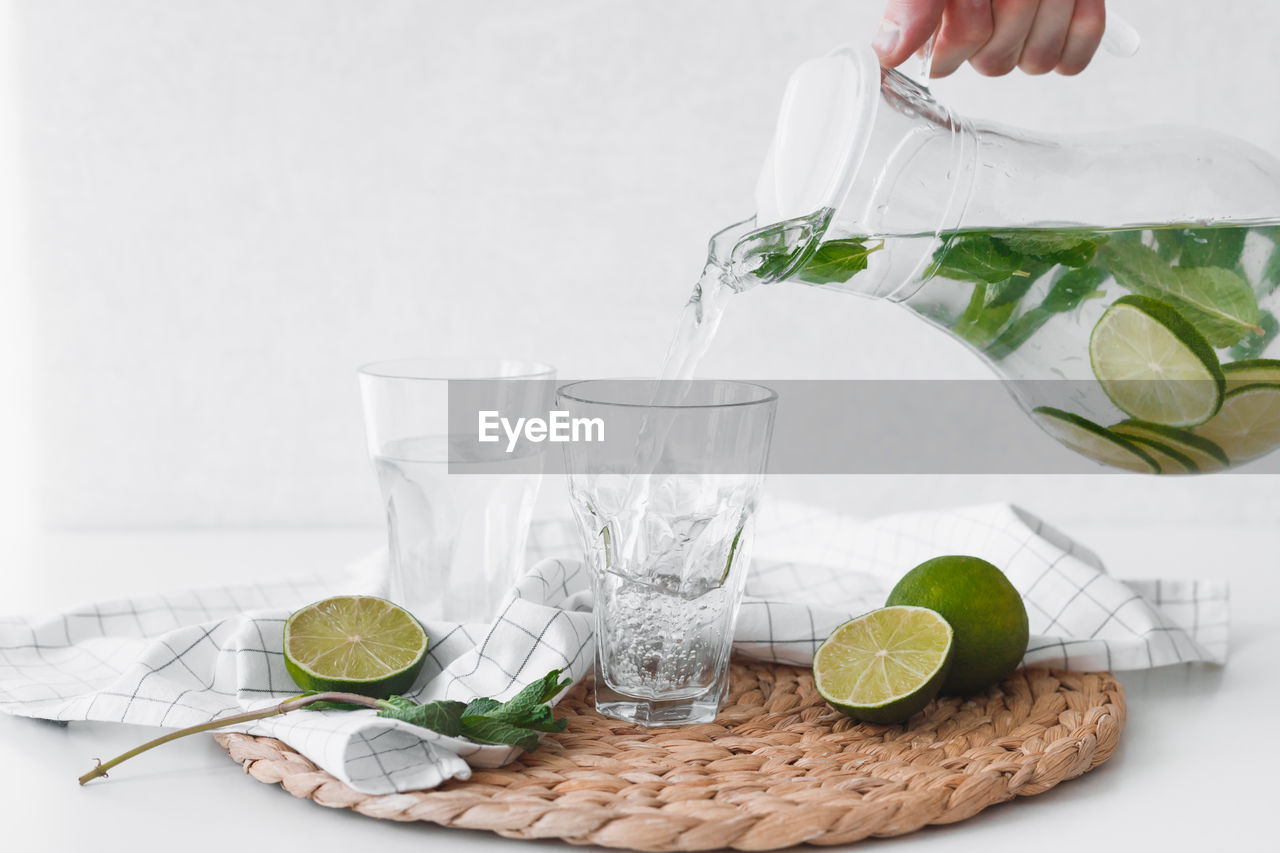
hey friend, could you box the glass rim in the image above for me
[555,379,779,410]
[357,358,556,382]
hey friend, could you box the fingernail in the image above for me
[872,20,901,56]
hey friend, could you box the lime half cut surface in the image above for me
[814,606,953,725]
[1192,383,1280,463]
[1032,407,1160,473]
[284,595,428,698]
[1089,295,1225,427]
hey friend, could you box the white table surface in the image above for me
[2,519,1276,852]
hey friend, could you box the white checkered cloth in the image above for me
[0,503,1226,794]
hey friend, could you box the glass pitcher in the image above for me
[715,44,1280,474]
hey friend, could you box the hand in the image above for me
[872,0,1106,78]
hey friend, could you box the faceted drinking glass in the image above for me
[359,359,555,624]
[557,380,777,726]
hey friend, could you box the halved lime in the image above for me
[814,606,953,725]
[284,596,428,698]
[1089,295,1225,427]
[1223,359,1280,392]
[1031,407,1160,473]
[1192,383,1280,462]
[1111,420,1230,472]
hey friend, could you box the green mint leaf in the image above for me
[495,670,570,719]
[1261,243,1280,297]
[752,250,800,281]
[1176,227,1248,270]
[1106,239,1178,292]
[992,230,1107,268]
[735,214,830,282]
[790,239,880,284]
[1153,228,1185,262]
[462,697,502,719]
[929,234,1024,284]
[510,707,569,734]
[985,267,1107,360]
[1167,267,1262,346]
[459,717,542,752]
[953,283,1017,347]
[955,302,1017,347]
[1041,266,1110,313]
[1106,242,1261,346]
[984,262,1050,307]
[985,307,1053,359]
[376,697,466,737]
[1230,309,1279,360]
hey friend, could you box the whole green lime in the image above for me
[885,555,1028,694]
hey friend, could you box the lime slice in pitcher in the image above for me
[1089,295,1225,427]
[1192,383,1280,462]
[1111,420,1230,473]
[284,595,428,698]
[1032,407,1160,473]
[1107,430,1200,474]
[1223,359,1280,392]
[814,606,953,725]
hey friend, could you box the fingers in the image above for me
[969,0,1041,76]
[1056,0,1105,75]
[929,0,995,77]
[873,0,947,68]
[877,0,1105,78]
[1018,0,1075,74]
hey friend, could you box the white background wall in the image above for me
[3,0,1278,532]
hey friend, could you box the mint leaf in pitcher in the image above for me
[1106,241,1261,347]
[791,238,883,284]
[929,234,1026,284]
[1230,309,1279,360]
[1169,267,1262,345]
[1176,227,1248,270]
[992,230,1107,268]
[986,266,1108,360]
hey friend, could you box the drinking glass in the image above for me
[358,359,555,623]
[557,380,777,726]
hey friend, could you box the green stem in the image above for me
[78,692,382,786]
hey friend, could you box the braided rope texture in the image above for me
[216,659,1125,851]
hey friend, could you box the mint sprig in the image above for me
[376,669,572,751]
[78,669,572,785]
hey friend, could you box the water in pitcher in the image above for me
[375,435,542,623]
[660,213,1280,474]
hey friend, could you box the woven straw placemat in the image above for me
[216,659,1125,851]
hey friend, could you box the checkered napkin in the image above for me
[0,502,1226,795]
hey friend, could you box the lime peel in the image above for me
[886,555,1029,695]
[1032,406,1160,473]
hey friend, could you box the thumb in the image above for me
[873,0,946,67]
